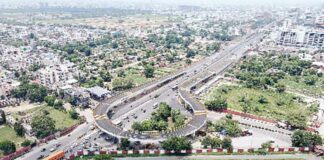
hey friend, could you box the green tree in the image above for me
[54,100,64,109]
[286,110,307,129]
[14,122,25,137]
[214,117,242,137]
[205,98,228,111]
[100,71,112,82]
[120,138,130,150]
[0,110,6,124]
[131,122,142,131]
[291,130,323,147]
[261,141,272,149]
[69,109,79,120]
[112,77,134,91]
[144,64,155,78]
[44,96,56,106]
[0,140,16,155]
[26,84,48,102]
[274,83,286,93]
[304,76,317,85]
[155,120,168,131]
[31,114,56,138]
[21,140,32,147]
[222,137,233,150]
[201,136,222,149]
[161,137,192,151]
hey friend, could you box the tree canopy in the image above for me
[31,113,56,138]
[161,137,192,151]
[291,130,322,147]
[0,140,16,155]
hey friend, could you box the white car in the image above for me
[50,147,56,152]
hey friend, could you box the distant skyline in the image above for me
[0,0,323,8]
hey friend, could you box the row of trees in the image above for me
[11,82,48,103]
[209,115,242,137]
[201,136,233,149]
[234,54,317,90]
[291,130,322,147]
[131,103,185,131]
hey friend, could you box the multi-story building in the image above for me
[37,65,74,90]
[276,28,324,49]
[315,15,324,28]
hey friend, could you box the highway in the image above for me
[18,109,95,160]
[94,28,266,141]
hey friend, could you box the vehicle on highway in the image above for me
[50,147,56,152]
[41,148,46,152]
[37,155,44,160]
[44,150,64,160]
[171,85,178,90]
[153,103,158,109]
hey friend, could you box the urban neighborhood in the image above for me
[0,0,324,160]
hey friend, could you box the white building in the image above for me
[276,27,324,49]
[37,65,74,89]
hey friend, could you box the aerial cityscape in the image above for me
[0,0,324,160]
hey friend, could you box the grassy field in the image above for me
[279,75,324,96]
[125,67,151,86]
[204,85,313,121]
[12,106,80,130]
[0,125,27,148]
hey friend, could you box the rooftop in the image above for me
[86,86,110,97]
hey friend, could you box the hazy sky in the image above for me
[0,0,323,8]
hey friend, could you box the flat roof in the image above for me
[86,86,110,97]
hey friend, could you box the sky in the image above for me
[0,0,323,8]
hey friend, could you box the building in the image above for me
[315,15,324,28]
[37,65,75,90]
[276,28,324,49]
[85,86,110,100]
[63,87,90,107]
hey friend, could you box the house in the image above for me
[63,87,90,107]
[85,86,110,100]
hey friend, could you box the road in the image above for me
[94,29,266,141]
[116,154,321,160]
[206,111,292,149]
[18,109,95,160]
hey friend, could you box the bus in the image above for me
[44,150,64,160]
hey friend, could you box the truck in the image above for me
[44,150,64,160]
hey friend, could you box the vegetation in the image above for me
[205,85,314,124]
[131,102,185,131]
[261,141,273,149]
[112,77,134,91]
[0,140,16,155]
[160,137,192,151]
[144,64,155,78]
[13,122,25,137]
[208,116,242,137]
[0,125,27,148]
[200,136,222,149]
[12,82,48,102]
[291,130,322,147]
[222,137,233,150]
[205,97,228,111]
[232,54,323,96]
[0,111,6,124]
[120,138,130,150]
[94,154,113,160]
[21,140,32,147]
[31,113,56,138]
[69,109,79,120]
